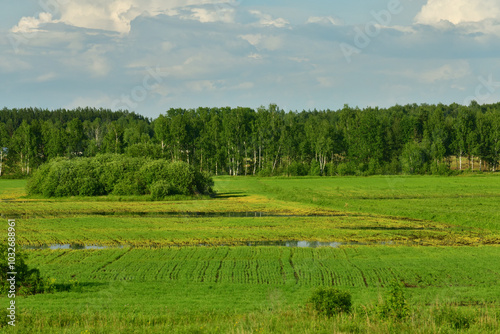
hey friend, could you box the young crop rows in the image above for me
[28,246,500,289]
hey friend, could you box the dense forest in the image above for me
[0,102,499,177]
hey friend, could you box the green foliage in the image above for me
[27,155,213,198]
[378,280,410,320]
[287,162,308,176]
[435,306,475,330]
[149,180,177,200]
[308,287,352,317]
[336,162,355,176]
[308,161,322,176]
[400,141,428,175]
[3,104,500,178]
[0,243,54,296]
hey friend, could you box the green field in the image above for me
[1,176,500,333]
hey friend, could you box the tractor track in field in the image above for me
[95,248,133,274]
[342,248,369,287]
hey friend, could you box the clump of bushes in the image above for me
[308,287,352,317]
[0,243,55,296]
[27,154,214,199]
[435,306,476,330]
[378,280,410,320]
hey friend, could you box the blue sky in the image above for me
[1,0,500,118]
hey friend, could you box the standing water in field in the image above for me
[23,240,383,250]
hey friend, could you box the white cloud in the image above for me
[249,10,290,28]
[12,0,231,34]
[231,82,254,90]
[248,53,263,60]
[398,62,471,83]
[62,45,112,77]
[239,34,262,47]
[65,94,116,110]
[34,72,57,83]
[419,63,470,83]
[187,7,235,23]
[187,80,217,92]
[415,0,500,25]
[316,77,334,88]
[0,56,32,72]
[239,34,284,51]
[306,16,342,26]
[11,12,54,33]
[289,57,309,63]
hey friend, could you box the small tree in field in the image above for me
[308,287,352,317]
[0,243,54,296]
[378,280,410,320]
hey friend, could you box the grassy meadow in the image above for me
[1,175,500,333]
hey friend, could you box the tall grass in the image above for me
[2,302,498,333]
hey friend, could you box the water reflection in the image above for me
[23,244,116,250]
[22,240,388,250]
[245,240,349,248]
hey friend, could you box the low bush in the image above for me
[435,306,475,330]
[27,154,214,198]
[378,280,410,320]
[0,243,55,296]
[308,287,352,317]
[150,180,177,200]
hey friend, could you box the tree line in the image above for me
[0,102,499,177]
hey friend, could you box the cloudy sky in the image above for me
[1,0,500,118]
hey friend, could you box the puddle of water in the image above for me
[23,240,394,250]
[23,244,119,250]
[245,240,348,248]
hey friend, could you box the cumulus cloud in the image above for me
[415,0,500,25]
[12,0,232,34]
[11,12,54,33]
[186,6,235,23]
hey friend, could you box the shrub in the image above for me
[435,306,475,330]
[27,155,214,198]
[308,287,352,317]
[378,280,410,320]
[309,160,321,176]
[194,171,214,195]
[287,161,308,176]
[430,162,452,176]
[0,243,54,296]
[337,162,355,176]
[79,177,104,196]
[150,180,177,200]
